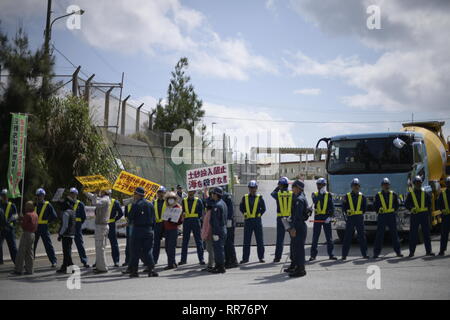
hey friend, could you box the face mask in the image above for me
[167,198,175,205]
[320,187,326,194]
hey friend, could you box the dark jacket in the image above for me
[128,198,155,229]
[373,190,399,213]
[109,199,124,223]
[239,194,266,218]
[210,198,228,236]
[182,197,204,219]
[342,192,367,214]
[223,192,234,222]
[405,188,432,214]
[290,192,308,229]
[270,186,291,214]
[436,189,450,212]
[311,192,334,215]
[59,210,76,237]
[0,201,17,226]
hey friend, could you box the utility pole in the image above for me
[42,0,52,99]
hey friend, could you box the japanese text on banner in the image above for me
[186,164,229,191]
[112,171,160,201]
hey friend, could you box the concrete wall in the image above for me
[233,180,317,228]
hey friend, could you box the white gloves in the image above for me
[213,235,219,241]
[325,217,332,224]
[226,219,233,228]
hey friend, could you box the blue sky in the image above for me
[1,0,449,158]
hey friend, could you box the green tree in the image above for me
[153,57,206,134]
[0,27,118,203]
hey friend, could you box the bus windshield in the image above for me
[327,137,413,174]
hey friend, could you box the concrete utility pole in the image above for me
[136,103,144,133]
[104,87,115,127]
[121,95,130,135]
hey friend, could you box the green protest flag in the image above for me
[7,113,28,199]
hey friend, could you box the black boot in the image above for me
[284,264,295,273]
[211,265,226,274]
[148,267,159,277]
[289,265,306,278]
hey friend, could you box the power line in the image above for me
[202,115,450,124]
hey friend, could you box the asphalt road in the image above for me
[1,225,449,300]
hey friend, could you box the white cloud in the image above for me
[287,0,450,113]
[202,102,296,156]
[293,88,321,95]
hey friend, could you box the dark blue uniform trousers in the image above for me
[409,212,432,254]
[225,227,237,265]
[342,215,367,257]
[242,218,264,261]
[108,223,120,264]
[373,213,401,256]
[213,229,227,267]
[440,215,450,252]
[74,222,88,265]
[275,217,288,260]
[153,223,163,264]
[181,218,204,263]
[34,225,57,264]
[0,227,17,264]
[291,222,307,267]
[125,225,131,265]
[126,225,146,266]
[310,214,334,258]
[165,229,178,266]
[130,226,155,272]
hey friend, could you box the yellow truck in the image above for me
[316,121,450,241]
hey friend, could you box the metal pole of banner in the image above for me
[20,115,28,214]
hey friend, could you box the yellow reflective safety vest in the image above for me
[314,192,329,215]
[244,194,261,219]
[154,199,166,223]
[409,188,428,214]
[4,202,14,226]
[378,191,395,213]
[184,197,199,218]
[73,200,82,222]
[37,201,50,224]
[125,203,132,222]
[277,191,293,217]
[108,198,116,223]
[442,191,450,215]
[346,192,363,216]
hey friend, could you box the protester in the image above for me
[11,201,38,275]
[85,189,112,274]
[163,192,183,270]
[201,188,214,271]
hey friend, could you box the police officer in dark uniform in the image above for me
[127,187,158,277]
[209,187,228,274]
[107,196,124,267]
[405,176,435,257]
[0,189,18,265]
[437,176,450,256]
[309,178,337,261]
[223,188,238,268]
[341,178,369,260]
[373,178,403,258]
[286,180,308,278]
[34,188,58,267]
[56,207,77,273]
[271,177,293,262]
[239,180,266,264]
